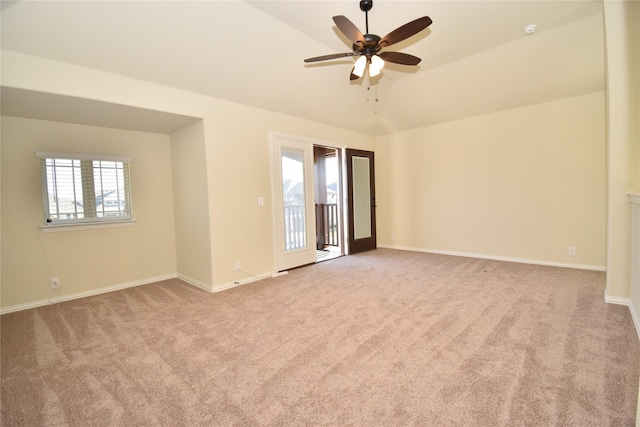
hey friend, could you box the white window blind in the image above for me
[37,152,133,225]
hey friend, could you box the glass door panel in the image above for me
[272,135,316,271]
[352,156,372,240]
[281,148,307,252]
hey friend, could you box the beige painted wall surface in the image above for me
[376,92,606,268]
[202,102,375,286]
[604,1,640,300]
[1,116,177,309]
[170,120,213,288]
[1,51,375,292]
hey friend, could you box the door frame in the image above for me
[314,145,344,258]
[346,148,377,254]
[269,132,346,271]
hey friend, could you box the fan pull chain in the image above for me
[366,86,380,103]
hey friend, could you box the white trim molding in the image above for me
[1,271,277,315]
[628,194,640,340]
[629,300,640,341]
[176,274,214,292]
[378,244,607,272]
[210,272,273,293]
[604,291,630,306]
[35,151,133,163]
[179,271,274,293]
[0,274,176,315]
[41,219,136,233]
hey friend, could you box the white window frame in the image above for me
[36,152,134,230]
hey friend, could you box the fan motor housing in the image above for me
[353,33,381,56]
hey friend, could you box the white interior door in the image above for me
[271,134,316,272]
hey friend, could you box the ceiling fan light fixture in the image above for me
[353,55,367,77]
[303,1,432,81]
[369,55,384,77]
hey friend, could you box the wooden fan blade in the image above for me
[333,15,365,44]
[379,51,422,66]
[379,16,432,48]
[304,52,355,63]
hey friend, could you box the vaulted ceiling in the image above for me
[1,1,605,135]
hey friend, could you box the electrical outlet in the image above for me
[235,261,241,272]
[50,277,60,289]
[568,246,576,256]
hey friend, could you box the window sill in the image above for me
[40,219,137,233]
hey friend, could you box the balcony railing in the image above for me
[284,204,306,251]
[317,203,339,247]
[283,203,339,252]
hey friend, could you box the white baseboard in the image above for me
[604,290,631,306]
[0,274,177,315]
[209,272,273,293]
[1,271,278,315]
[629,300,640,341]
[605,292,640,342]
[176,274,214,292]
[378,244,607,272]
[178,271,274,294]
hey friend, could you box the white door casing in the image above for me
[271,134,317,272]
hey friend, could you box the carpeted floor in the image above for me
[2,249,639,426]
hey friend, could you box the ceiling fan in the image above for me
[304,0,432,81]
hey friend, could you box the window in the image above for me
[37,152,133,226]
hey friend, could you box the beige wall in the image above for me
[170,120,213,288]
[0,116,177,309]
[202,101,374,286]
[0,52,375,309]
[603,1,640,302]
[1,20,634,307]
[376,92,607,269]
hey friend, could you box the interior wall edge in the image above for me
[176,273,214,293]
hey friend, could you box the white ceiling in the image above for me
[0,0,605,135]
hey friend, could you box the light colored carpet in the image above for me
[2,249,639,426]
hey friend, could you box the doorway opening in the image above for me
[314,146,343,262]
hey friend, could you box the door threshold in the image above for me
[316,247,342,262]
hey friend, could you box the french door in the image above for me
[346,149,377,254]
[271,134,317,272]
